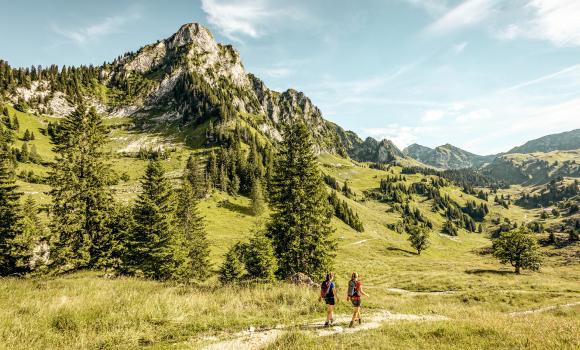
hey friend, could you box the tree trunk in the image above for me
[515,265,521,274]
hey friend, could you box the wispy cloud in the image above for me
[501,62,580,92]
[52,7,142,45]
[455,108,492,123]
[426,0,498,35]
[421,109,445,122]
[453,41,469,54]
[201,0,303,42]
[497,0,580,47]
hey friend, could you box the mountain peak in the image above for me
[166,22,215,49]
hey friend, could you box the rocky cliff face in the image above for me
[348,137,405,163]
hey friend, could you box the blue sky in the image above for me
[1,0,580,154]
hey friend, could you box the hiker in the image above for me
[347,272,369,327]
[319,272,338,327]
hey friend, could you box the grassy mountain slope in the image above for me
[403,143,494,170]
[1,152,578,349]
[508,129,580,154]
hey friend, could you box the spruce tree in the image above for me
[0,147,29,275]
[267,122,335,279]
[20,143,29,163]
[241,232,277,281]
[219,245,244,284]
[251,178,266,216]
[177,176,210,281]
[20,196,46,271]
[185,153,205,198]
[49,106,115,269]
[127,159,185,280]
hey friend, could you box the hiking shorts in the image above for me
[351,299,361,307]
[325,297,335,305]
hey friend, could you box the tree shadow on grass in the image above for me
[386,246,418,256]
[219,199,254,216]
[465,269,513,275]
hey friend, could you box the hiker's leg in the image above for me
[327,304,333,321]
[355,307,361,320]
[351,307,357,322]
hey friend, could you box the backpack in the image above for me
[347,280,359,298]
[321,281,332,298]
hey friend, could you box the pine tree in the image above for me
[185,154,205,198]
[49,106,115,270]
[30,144,40,164]
[127,159,185,280]
[177,177,211,281]
[267,122,335,279]
[239,232,277,281]
[23,129,31,141]
[20,196,46,271]
[219,163,228,192]
[251,178,266,216]
[206,149,218,190]
[219,245,244,284]
[11,116,19,131]
[0,148,29,275]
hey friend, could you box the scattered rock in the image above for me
[287,273,318,288]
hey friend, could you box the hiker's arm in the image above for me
[333,286,339,301]
[359,286,369,297]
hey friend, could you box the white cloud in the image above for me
[364,125,429,149]
[52,8,141,45]
[201,0,303,41]
[498,0,580,47]
[453,41,469,53]
[455,109,492,123]
[421,109,445,122]
[426,0,497,35]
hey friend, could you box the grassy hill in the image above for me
[1,109,579,348]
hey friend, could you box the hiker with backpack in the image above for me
[347,272,368,328]
[319,272,338,327]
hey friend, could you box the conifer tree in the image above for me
[267,122,335,279]
[49,106,115,269]
[0,146,29,275]
[20,196,46,271]
[30,144,39,164]
[11,116,19,131]
[238,232,277,281]
[206,149,218,190]
[127,159,185,280]
[185,153,205,198]
[177,175,211,281]
[219,245,244,284]
[251,178,266,216]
